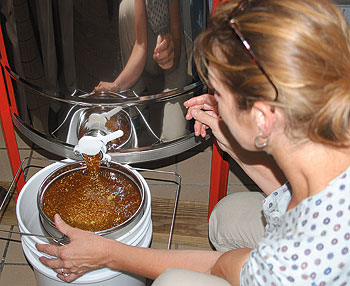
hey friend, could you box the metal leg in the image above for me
[208,140,229,220]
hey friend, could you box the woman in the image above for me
[36,0,350,285]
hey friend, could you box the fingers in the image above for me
[154,34,174,69]
[36,242,60,257]
[37,245,84,282]
[93,81,120,93]
[194,119,208,137]
[185,94,218,121]
[153,50,174,69]
[191,108,218,128]
[188,108,220,138]
[155,34,163,52]
[37,251,70,278]
[39,255,62,269]
[155,57,174,69]
[57,272,81,283]
[157,58,174,70]
[184,94,219,137]
[93,82,102,93]
[154,34,172,54]
[184,94,217,110]
[54,214,73,237]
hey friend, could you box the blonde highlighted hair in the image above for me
[194,0,350,146]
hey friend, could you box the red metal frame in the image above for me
[208,140,229,219]
[0,24,25,197]
[207,0,230,219]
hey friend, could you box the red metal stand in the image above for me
[208,140,229,219]
[0,25,25,197]
[207,0,230,219]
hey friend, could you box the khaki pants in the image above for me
[209,191,266,251]
[152,191,266,285]
[152,269,230,286]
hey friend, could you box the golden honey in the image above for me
[42,155,141,232]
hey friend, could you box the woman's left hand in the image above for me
[36,214,111,282]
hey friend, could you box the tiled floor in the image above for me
[0,124,257,285]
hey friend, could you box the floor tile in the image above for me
[150,241,168,249]
[139,163,177,182]
[0,225,11,259]
[0,150,12,183]
[0,197,17,226]
[177,151,212,185]
[0,125,5,149]
[3,226,26,265]
[0,264,36,286]
[5,240,26,264]
[21,150,63,181]
[148,184,178,200]
[175,244,212,251]
[15,130,34,150]
[178,185,209,203]
[0,149,39,183]
[0,126,32,151]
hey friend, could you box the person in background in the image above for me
[94,0,187,95]
[36,0,350,285]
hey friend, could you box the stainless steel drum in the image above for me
[0,0,209,163]
[37,160,147,242]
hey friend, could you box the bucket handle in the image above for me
[0,228,67,246]
[132,167,181,250]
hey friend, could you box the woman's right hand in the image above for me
[184,94,233,154]
[185,94,286,194]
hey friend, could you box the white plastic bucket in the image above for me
[16,161,152,285]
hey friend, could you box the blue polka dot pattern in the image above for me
[240,167,350,285]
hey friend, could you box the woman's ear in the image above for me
[251,101,275,137]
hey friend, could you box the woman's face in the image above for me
[208,64,258,151]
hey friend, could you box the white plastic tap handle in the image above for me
[100,130,124,144]
[105,106,122,120]
[74,130,123,156]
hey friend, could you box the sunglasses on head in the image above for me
[228,0,279,102]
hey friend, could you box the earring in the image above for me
[254,131,269,149]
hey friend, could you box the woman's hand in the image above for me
[184,94,233,154]
[94,81,121,93]
[36,214,112,283]
[153,34,175,70]
[184,94,286,194]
